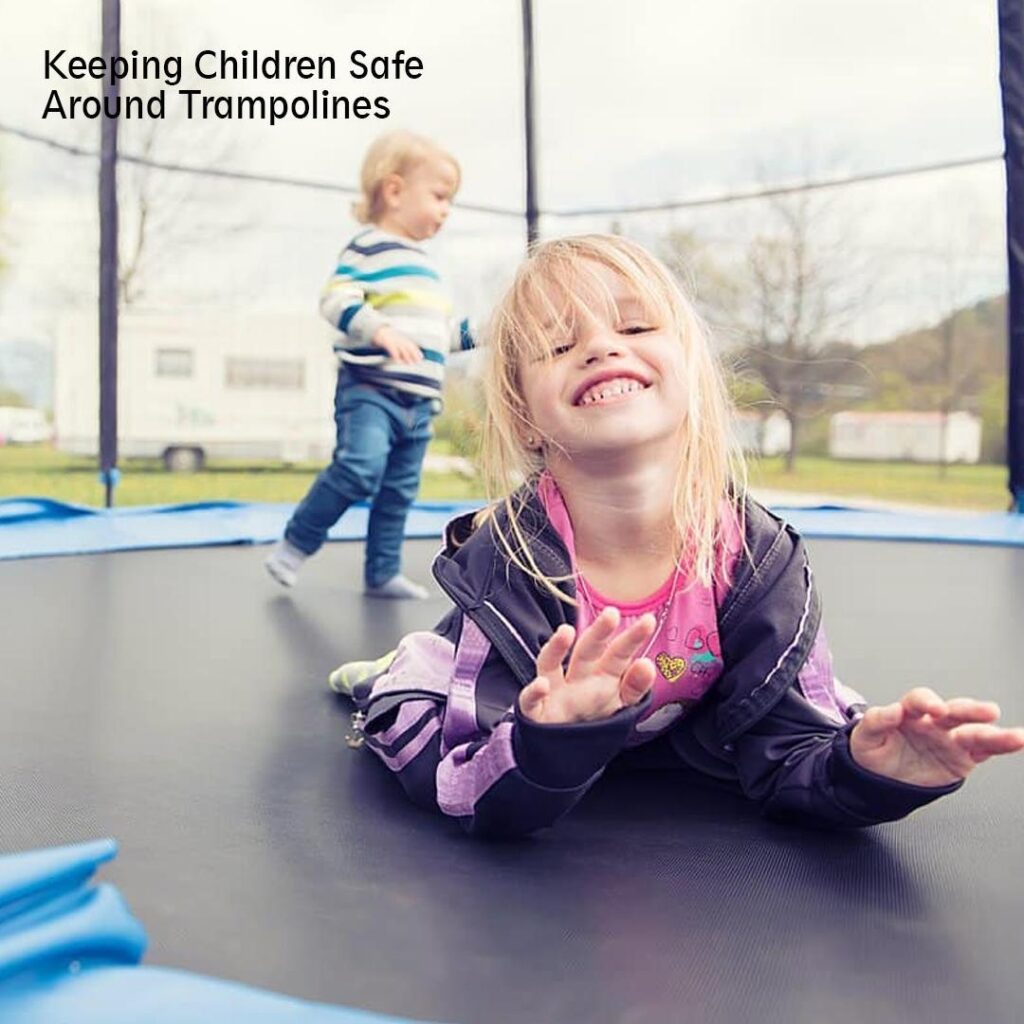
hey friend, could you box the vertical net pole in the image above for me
[98,0,120,507]
[521,0,539,249]
[999,0,1024,511]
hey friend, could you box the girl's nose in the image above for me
[580,328,623,365]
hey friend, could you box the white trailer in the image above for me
[732,411,792,457]
[0,406,53,445]
[54,311,338,470]
[829,411,982,464]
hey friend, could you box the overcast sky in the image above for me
[0,0,1009,346]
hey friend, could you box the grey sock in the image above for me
[364,574,429,600]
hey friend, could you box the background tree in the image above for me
[730,185,872,471]
[661,183,871,470]
[114,21,249,309]
[918,193,995,475]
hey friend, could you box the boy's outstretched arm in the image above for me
[849,687,1024,785]
[449,317,476,353]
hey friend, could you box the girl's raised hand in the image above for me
[849,686,1024,787]
[518,607,657,725]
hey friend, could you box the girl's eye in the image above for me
[530,342,573,364]
[619,324,655,335]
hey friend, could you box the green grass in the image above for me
[0,444,1012,511]
[748,456,1010,511]
[0,444,487,507]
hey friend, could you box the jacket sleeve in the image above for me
[318,247,387,347]
[449,317,476,353]
[730,678,961,828]
[361,611,646,838]
[693,512,961,828]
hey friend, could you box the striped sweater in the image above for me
[319,227,474,400]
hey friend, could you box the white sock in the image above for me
[364,574,429,600]
[264,538,308,588]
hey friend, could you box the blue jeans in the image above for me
[284,372,435,587]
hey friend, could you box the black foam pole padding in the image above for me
[999,0,1024,509]
[98,0,120,507]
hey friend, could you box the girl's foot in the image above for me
[328,650,397,697]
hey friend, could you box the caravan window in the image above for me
[225,357,305,391]
[155,348,194,378]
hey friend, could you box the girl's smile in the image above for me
[518,260,686,455]
[573,372,652,407]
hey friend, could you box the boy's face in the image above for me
[380,158,458,241]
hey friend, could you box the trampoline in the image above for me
[3,3,1023,1020]
[1,523,1022,1024]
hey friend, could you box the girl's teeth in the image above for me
[580,378,643,405]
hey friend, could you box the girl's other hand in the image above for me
[519,607,657,725]
[849,687,1024,787]
[373,325,424,364]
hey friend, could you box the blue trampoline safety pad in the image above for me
[0,497,479,561]
[772,504,1024,547]
[0,496,1021,561]
[0,841,436,1024]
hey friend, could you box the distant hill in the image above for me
[858,294,1007,389]
[728,293,1010,461]
[844,293,1008,460]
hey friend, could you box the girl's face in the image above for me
[517,260,689,461]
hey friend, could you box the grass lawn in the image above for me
[0,444,486,507]
[0,444,1013,511]
[748,456,1010,511]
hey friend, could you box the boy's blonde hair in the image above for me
[353,131,461,224]
[479,234,745,602]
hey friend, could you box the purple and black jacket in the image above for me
[355,489,959,837]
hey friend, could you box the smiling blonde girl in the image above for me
[332,234,1024,838]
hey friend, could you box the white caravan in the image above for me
[0,406,53,445]
[829,411,982,464]
[54,311,339,470]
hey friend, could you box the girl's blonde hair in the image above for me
[352,131,461,224]
[479,233,746,603]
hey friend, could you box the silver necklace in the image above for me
[575,559,684,661]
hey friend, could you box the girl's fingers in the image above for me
[567,607,621,677]
[518,677,550,720]
[536,624,575,678]
[901,687,947,719]
[619,658,656,707]
[951,723,1024,761]
[598,613,658,678]
[854,702,903,742]
[935,698,1001,728]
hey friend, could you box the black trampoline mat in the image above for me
[1,537,1022,1024]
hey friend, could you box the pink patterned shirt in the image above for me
[538,475,741,746]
